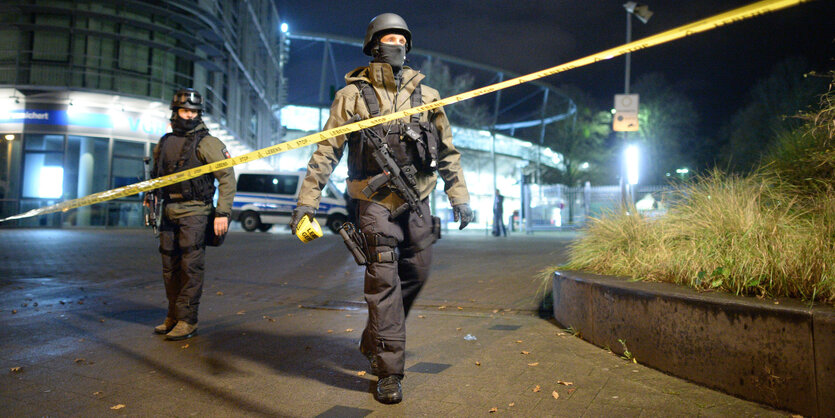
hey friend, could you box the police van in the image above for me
[232,170,349,233]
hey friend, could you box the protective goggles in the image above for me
[171,91,203,108]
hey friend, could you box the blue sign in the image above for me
[0,109,167,136]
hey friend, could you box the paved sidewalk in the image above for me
[0,229,786,416]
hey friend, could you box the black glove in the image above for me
[452,203,473,230]
[289,205,315,235]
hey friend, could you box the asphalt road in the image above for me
[0,228,784,416]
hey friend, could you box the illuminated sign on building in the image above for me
[0,109,168,137]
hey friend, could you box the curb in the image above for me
[551,270,835,417]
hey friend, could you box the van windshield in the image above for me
[238,174,299,195]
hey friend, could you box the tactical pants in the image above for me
[159,215,207,325]
[358,199,436,378]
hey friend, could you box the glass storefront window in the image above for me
[64,136,109,199]
[25,134,64,151]
[113,140,145,157]
[22,152,64,198]
[109,140,146,227]
[112,156,144,190]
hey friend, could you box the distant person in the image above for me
[289,13,473,404]
[146,88,236,341]
[492,189,507,237]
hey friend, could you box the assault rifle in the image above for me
[360,130,424,219]
[142,157,161,236]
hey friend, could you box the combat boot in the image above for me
[165,321,197,341]
[154,317,176,334]
[375,375,402,404]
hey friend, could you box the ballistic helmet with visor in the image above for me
[363,13,411,56]
[170,88,203,111]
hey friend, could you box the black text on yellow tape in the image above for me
[0,0,810,223]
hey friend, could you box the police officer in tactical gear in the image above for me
[149,88,236,341]
[291,13,473,404]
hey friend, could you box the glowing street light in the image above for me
[280,22,289,33]
[625,145,640,185]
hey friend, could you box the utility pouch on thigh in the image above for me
[338,222,369,265]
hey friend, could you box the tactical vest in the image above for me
[156,129,215,203]
[347,81,440,180]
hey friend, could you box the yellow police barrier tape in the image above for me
[0,0,810,222]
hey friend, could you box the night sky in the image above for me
[274,0,835,138]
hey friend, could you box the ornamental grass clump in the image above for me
[564,172,834,304]
[562,73,835,305]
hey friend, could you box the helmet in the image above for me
[170,88,203,111]
[362,13,411,56]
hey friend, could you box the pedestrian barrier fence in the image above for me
[523,184,675,230]
[0,0,810,223]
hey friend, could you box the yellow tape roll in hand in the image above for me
[0,0,811,223]
[295,215,323,243]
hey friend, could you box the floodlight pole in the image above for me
[620,2,651,208]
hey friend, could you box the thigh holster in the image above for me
[365,232,399,263]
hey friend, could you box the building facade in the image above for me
[0,0,286,226]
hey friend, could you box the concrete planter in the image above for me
[552,270,835,417]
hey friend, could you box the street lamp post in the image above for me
[620,2,652,207]
[623,2,653,94]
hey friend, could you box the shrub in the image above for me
[560,74,835,305]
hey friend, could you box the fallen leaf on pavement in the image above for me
[556,380,573,386]
[508,402,515,407]
[357,371,366,376]
[110,404,125,410]
[456,327,462,331]
[533,385,541,392]
[438,306,446,310]
[74,358,85,364]
[492,309,499,313]
[10,367,21,373]
[475,361,481,366]
[552,390,559,399]
[632,358,638,364]
[262,316,275,322]
[527,362,539,367]
[521,351,530,355]
[181,344,189,349]
[418,315,426,319]
[556,332,566,336]
[93,391,103,396]
[327,330,333,333]
[236,311,245,315]
[488,407,497,413]
[216,291,223,296]
[345,328,354,332]
[457,307,463,310]
[515,340,523,343]
[567,388,576,395]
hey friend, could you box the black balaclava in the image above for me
[372,38,407,75]
[171,112,201,135]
